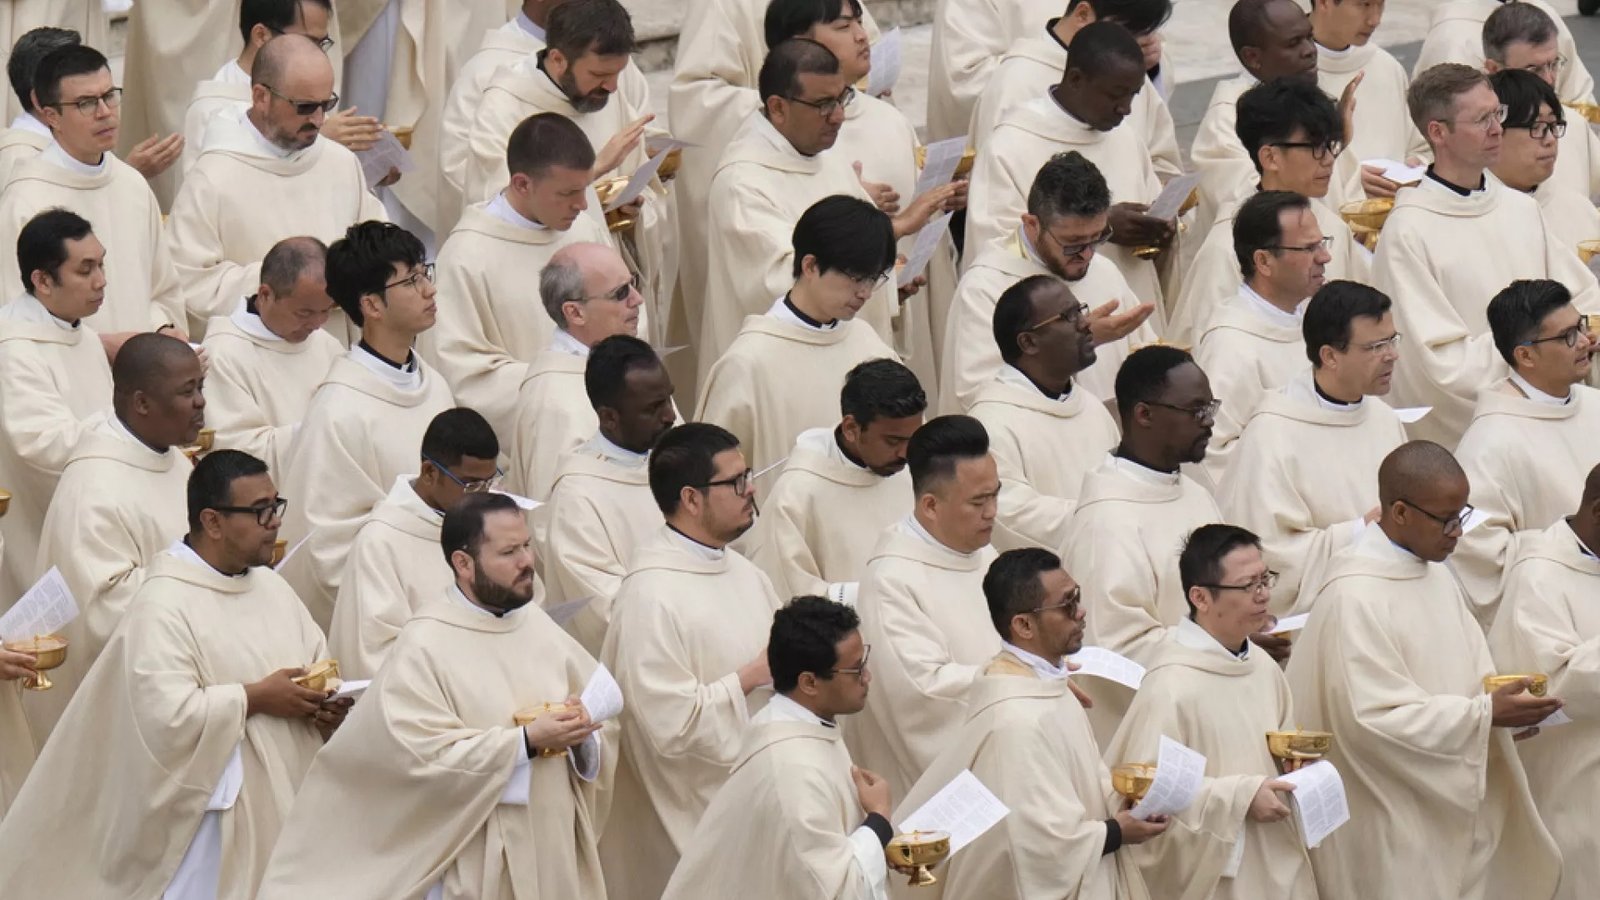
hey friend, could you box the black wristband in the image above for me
[861,812,894,848]
[1102,817,1123,855]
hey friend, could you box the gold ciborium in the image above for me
[594,178,635,233]
[0,486,10,517]
[1112,762,1158,803]
[1484,673,1548,697]
[1340,197,1394,252]
[1565,102,1600,127]
[4,634,68,690]
[387,125,414,150]
[269,538,288,567]
[1267,729,1332,773]
[1579,240,1600,266]
[1133,188,1197,260]
[514,702,576,757]
[913,145,977,180]
[180,428,215,463]
[652,145,683,182]
[293,658,342,693]
[886,830,950,887]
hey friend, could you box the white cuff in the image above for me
[500,739,532,805]
[206,743,245,811]
[848,824,889,898]
[569,732,602,782]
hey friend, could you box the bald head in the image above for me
[251,32,328,87]
[540,242,641,343]
[1377,440,1466,508]
[250,34,335,151]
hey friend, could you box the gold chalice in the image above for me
[387,125,414,150]
[269,538,288,567]
[913,145,977,181]
[886,830,950,887]
[594,178,635,233]
[1112,762,1158,803]
[1484,673,1548,697]
[514,702,576,757]
[1565,102,1600,127]
[1578,240,1600,265]
[1267,729,1332,773]
[293,658,342,693]
[180,428,215,463]
[4,634,68,690]
[0,486,10,517]
[1133,187,1197,260]
[652,145,683,182]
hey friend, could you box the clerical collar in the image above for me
[168,537,245,578]
[900,514,978,559]
[1018,227,1049,267]
[1238,282,1307,328]
[215,58,250,85]
[997,363,1071,402]
[448,583,524,619]
[770,295,838,331]
[40,140,106,176]
[233,295,287,343]
[1508,370,1571,406]
[1176,617,1249,660]
[514,10,547,42]
[1424,165,1485,196]
[1566,518,1600,560]
[1314,40,1354,59]
[357,339,416,371]
[550,328,591,358]
[751,107,811,158]
[766,692,836,727]
[1109,451,1180,485]
[238,108,301,161]
[349,342,424,391]
[585,430,649,467]
[7,112,50,137]
[1361,521,1423,563]
[1045,85,1093,129]
[665,523,727,561]
[1002,641,1071,680]
[12,292,78,331]
[487,191,549,230]
[831,426,871,472]
[109,412,169,458]
[1311,375,1363,410]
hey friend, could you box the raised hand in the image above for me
[126,133,184,179]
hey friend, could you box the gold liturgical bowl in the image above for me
[1133,187,1197,260]
[594,178,635,233]
[293,658,342,693]
[4,634,68,690]
[514,702,575,757]
[1267,729,1333,760]
[0,486,10,517]
[269,538,288,567]
[1484,673,1548,696]
[653,146,683,182]
[1565,102,1600,127]
[1112,762,1157,803]
[886,830,950,887]
[180,428,215,463]
[387,125,414,150]
[1579,240,1600,265]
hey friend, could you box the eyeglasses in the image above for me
[1356,332,1403,354]
[1507,120,1568,141]
[1041,226,1114,259]
[268,27,336,52]
[1145,398,1222,423]
[1443,104,1508,133]
[784,86,856,118]
[1518,315,1592,350]
[1398,499,1474,533]
[212,497,289,527]
[844,269,893,291]
[1519,56,1568,79]
[1032,585,1083,616]
[54,87,122,116]
[1266,235,1335,254]
[830,643,872,677]
[422,454,504,494]
[582,273,641,303]
[1197,570,1280,595]
[262,84,340,116]
[1026,302,1090,332]
[1270,139,1345,161]
[699,468,755,497]
[384,262,436,292]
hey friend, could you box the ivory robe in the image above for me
[0,0,108,123]
[1452,381,1600,627]
[424,203,612,437]
[25,417,191,744]
[753,426,912,601]
[969,371,1120,553]
[0,553,328,898]
[1537,181,1600,257]
[0,122,49,189]
[1413,0,1595,105]
[925,0,1060,141]
[542,444,659,656]
[850,523,1001,802]
[696,312,897,479]
[0,153,186,333]
[167,115,387,336]
[1317,42,1430,201]
[0,303,112,604]
[326,476,449,680]
[940,233,1156,414]
[891,652,1151,900]
[1217,373,1407,616]
[597,526,780,900]
[0,674,29,817]
[179,65,250,178]
[1487,520,1600,900]
[1373,174,1600,446]
[1549,108,1600,204]
[1105,631,1317,900]
[1284,524,1561,900]
[199,311,344,481]
[506,347,590,501]
[276,352,454,631]
[1193,294,1309,486]
[257,595,611,900]
[701,111,895,381]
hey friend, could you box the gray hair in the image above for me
[1483,3,1557,63]
[260,235,327,296]
[540,257,586,327]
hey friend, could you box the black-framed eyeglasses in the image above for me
[268,26,336,52]
[1507,120,1568,141]
[1266,235,1335,254]
[699,468,755,497]
[1519,315,1592,350]
[784,86,856,117]
[1270,139,1344,161]
[1041,226,1114,259]
[384,262,436,292]
[1145,398,1222,423]
[1197,570,1280,595]
[1026,303,1090,332]
[212,497,289,527]
[262,84,340,116]
[422,454,503,494]
[1398,499,1474,533]
[582,273,641,303]
[54,87,122,116]
[1032,585,1083,616]
[830,643,872,677]
[843,269,893,291]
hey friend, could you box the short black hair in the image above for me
[791,194,897,281]
[259,236,326,296]
[31,43,108,109]
[111,332,196,406]
[758,37,840,105]
[1235,77,1344,175]
[769,595,861,693]
[187,449,270,533]
[585,334,663,412]
[1114,344,1194,422]
[545,0,637,60]
[907,415,989,496]
[1303,280,1392,367]
[506,112,597,179]
[1027,151,1112,223]
[763,0,863,48]
[648,423,741,516]
[1488,279,1574,367]
[239,0,331,44]
[1228,0,1288,54]
[1064,20,1145,78]
[420,407,500,468]
[1233,189,1310,279]
[440,491,523,565]
[7,27,79,112]
[1489,68,1564,132]
[840,358,926,428]
[324,221,426,326]
[993,275,1062,365]
[983,548,1061,641]
[1066,0,1174,36]
[1179,523,1262,614]
[16,207,92,294]
[1482,2,1557,63]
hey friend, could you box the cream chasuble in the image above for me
[925,0,1060,141]
[850,523,1000,802]
[1317,42,1430,201]
[0,153,186,333]
[1217,372,1406,616]
[25,417,190,743]
[326,475,449,680]
[969,372,1119,553]
[1193,292,1310,486]
[598,526,780,900]
[0,1,108,123]
[506,347,590,501]
[199,311,344,481]
[1375,175,1600,446]
[1488,520,1600,900]
[1548,110,1600,203]
[753,426,912,601]
[0,553,327,898]
[276,352,453,630]
[179,77,249,178]
[1413,0,1595,105]
[940,234,1154,414]
[696,312,897,479]
[0,302,112,604]
[0,125,49,190]
[257,595,611,900]
[1105,630,1317,900]
[891,652,1151,900]
[1536,181,1600,258]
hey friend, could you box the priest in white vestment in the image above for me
[25,335,202,745]
[756,358,923,602]
[0,209,113,602]
[428,113,614,439]
[0,450,346,899]
[1218,281,1406,615]
[892,546,1166,899]
[925,0,1061,141]
[664,595,894,900]
[167,34,388,338]
[200,237,343,479]
[327,407,502,679]
[849,415,1002,801]
[1285,440,1563,900]
[276,223,453,631]
[1105,525,1315,899]
[598,422,780,900]
[1453,280,1600,627]
[1413,0,1594,105]
[1487,70,1600,256]
[259,492,611,900]
[0,26,79,189]
[0,1,105,125]
[543,335,678,655]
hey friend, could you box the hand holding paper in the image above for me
[1130,736,1207,820]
